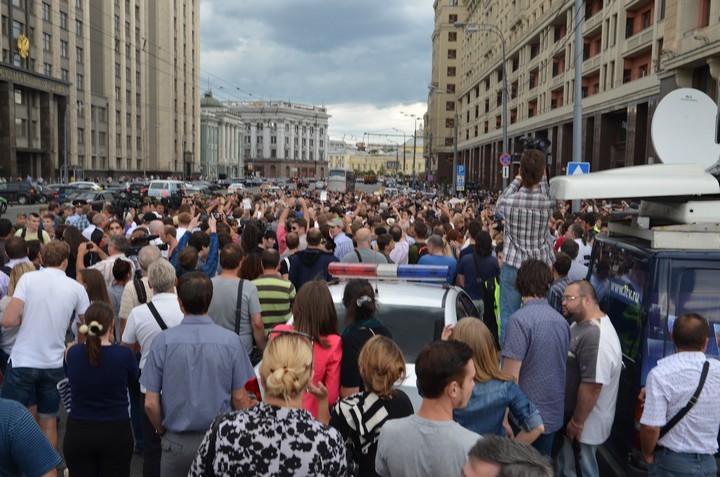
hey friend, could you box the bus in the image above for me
[327,169,356,194]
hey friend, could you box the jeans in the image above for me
[1,361,64,417]
[556,437,599,477]
[649,447,717,477]
[532,432,555,457]
[499,264,521,347]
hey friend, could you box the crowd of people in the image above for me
[0,145,718,477]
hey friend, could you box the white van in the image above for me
[147,180,185,198]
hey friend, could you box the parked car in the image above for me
[147,180,185,198]
[71,181,102,191]
[227,183,246,194]
[0,182,42,205]
[63,190,119,210]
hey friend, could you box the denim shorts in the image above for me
[0,360,65,417]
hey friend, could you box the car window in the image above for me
[335,304,444,363]
[589,242,649,361]
[0,183,7,191]
[456,292,479,320]
[672,267,720,358]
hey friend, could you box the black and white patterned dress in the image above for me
[189,402,349,477]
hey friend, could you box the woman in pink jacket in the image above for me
[272,280,341,418]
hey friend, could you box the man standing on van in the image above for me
[558,280,622,477]
[496,148,555,346]
[639,313,720,477]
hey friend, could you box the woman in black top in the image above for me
[340,279,392,398]
[331,336,414,477]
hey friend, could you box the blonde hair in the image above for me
[358,335,407,398]
[8,262,35,296]
[453,317,515,383]
[259,334,313,401]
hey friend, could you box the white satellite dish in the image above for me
[651,88,720,170]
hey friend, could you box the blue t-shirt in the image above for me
[0,398,61,476]
[66,343,139,421]
[418,254,457,284]
[501,298,570,433]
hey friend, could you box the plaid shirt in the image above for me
[496,176,555,269]
[65,213,90,231]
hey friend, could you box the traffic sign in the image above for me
[499,153,512,167]
[567,162,590,175]
[502,165,509,179]
[456,164,465,192]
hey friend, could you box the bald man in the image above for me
[341,228,389,264]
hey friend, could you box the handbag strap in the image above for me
[659,360,710,438]
[202,413,229,477]
[147,302,168,331]
[234,279,245,335]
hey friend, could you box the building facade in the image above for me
[0,0,199,182]
[428,0,720,189]
[223,100,330,178]
[200,91,243,180]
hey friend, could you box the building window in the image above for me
[446,101,455,111]
[114,15,120,30]
[75,20,82,36]
[42,3,50,21]
[448,49,456,59]
[60,40,68,58]
[60,68,68,81]
[43,33,51,51]
[115,62,120,78]
[43,63,51,75]
[699,0,711,28]
[448,31,457,42]
[76,74,83,90]
[60,11,67,30]
[76,46,83,63]
[12,20,22,39]
[78,128,84,144]
[447,66,456,77]
[449,14,458,23]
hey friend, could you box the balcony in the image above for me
[623,27,654,57]
[624,0,654,10]
[583,54,602,73]
[550,70,565,90]
[584,11,603,35]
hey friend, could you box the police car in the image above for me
[327,263,480,409]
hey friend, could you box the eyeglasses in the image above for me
[562,295,585,302]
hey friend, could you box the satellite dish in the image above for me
[651,88,720,170]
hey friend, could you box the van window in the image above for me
[589,242,649,362]
[671,267,720,358]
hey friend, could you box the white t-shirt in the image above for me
[9,268,90,369]
[121,292,184,371]
[575,238,593,266]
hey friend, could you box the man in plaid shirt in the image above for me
[496,148,555,346]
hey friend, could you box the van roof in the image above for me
[549,164,720,200]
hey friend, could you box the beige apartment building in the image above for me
[0,0,199,181]
[428,0,720,189]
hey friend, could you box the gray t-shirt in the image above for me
[375,414,480,477]
[208,277,262,354]
[340,247,389,264]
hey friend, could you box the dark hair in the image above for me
[112,258,133,283]
[474,231,493,257]
[467,435,553,477]
[240,222,262,254]
[263,229,277,241]
[78,269,111,305]
[553,252,572,277]
[515,259,553,297]
[375,226,388,236]
[673,313,710,351]
[467,220,482,239]
[293,217,308,231]
[5,237,28,260]
[26,240,41,262]
[414,221,428,241]
[570,223,587,245]
[389,225,402,242]
[285,232,300,250]
[560,238,579,260]
[261,249,280,270]
[293,280,339,349]
[239,254,263,280]
[306,228,323,246]
[377,233,392,252]
[520,149,546,189]
[188,231,210,251]
[177,271,213,314]
[80,302,115,366]
[219,243,243,270]
[177,246,199,271]
[415,340,473,399]
[342,279,377,325]
[0,218,13,237]
[568,279,599,305]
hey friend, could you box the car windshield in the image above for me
[334,304,444,362]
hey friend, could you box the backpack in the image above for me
[472,254,499,348]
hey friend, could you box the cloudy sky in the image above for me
[199,0,433,145]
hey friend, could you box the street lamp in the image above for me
[402,112,420,186]
[455,21,509,188]
[392,127,406,177]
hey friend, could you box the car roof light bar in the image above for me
[328,263,451,282]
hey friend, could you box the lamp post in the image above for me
[456,21,508,188]
[392,127,406,178]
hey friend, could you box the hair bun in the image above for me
[79,324,89,335]
[356,295,373,308]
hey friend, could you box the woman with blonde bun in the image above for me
[63,301,139,476]
[330,335,414,477]
[189,332,349,476]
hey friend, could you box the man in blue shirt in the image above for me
[418,234,458,284]
[0,397,61,476]
[141,271,255,477]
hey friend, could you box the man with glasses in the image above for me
[557,280,621,477]
[501,258,570,457]
[328,217,354,261]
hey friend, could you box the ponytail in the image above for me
[78,302,115,366]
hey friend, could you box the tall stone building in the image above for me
[428,0,720,189]
[0,0,199,181]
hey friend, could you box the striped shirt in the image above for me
[496,176,555,269]
[252,276,296,334]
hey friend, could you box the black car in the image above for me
[64,190,119,211]
[0,181,42,205]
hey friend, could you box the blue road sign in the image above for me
[499,153,512,167]
[457,165,465,176]
[567,162,590,175]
